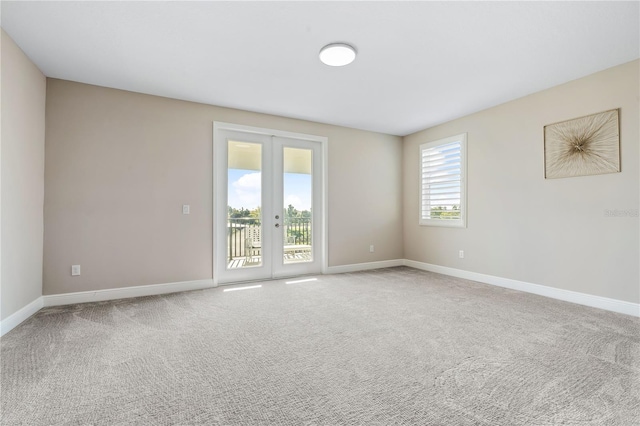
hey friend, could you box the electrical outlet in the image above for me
[370,245,375,253]
[459,250,464,259]
[182,204,190,215]
[71,265,81,276]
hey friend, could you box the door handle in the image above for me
[275,223,280,228]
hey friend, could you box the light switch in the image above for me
[182,205,190,215]
[71,265,81,276]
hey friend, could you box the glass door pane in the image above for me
[282,147,313,264]
[227,140,262,269]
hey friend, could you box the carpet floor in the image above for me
[1,267,639,425]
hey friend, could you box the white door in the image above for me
[214,125,324,284]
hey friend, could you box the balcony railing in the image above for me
[227,216,312,261]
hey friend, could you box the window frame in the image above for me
[419,133,467,228]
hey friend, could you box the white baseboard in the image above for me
[43,279,215,307]
[403,259,640,317]
[325,259,404,274]
[1,296,44,336]
[3,259,637,335]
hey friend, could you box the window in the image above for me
[420,133,467,227]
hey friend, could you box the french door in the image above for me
[214,124,324,284]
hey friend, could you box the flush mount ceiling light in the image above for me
[319,43,357,67]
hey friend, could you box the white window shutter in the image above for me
[420,134,467,227]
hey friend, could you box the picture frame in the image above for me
[544,109,620,179]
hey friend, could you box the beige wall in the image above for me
[35,56,640,304]
[403,60,640,304]
[44,79,403,295]
[1,30,46,320]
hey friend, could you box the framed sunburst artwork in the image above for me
[544,109,620,179]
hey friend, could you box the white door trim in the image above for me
[212,122,328,285]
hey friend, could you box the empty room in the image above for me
[1,1,639,425]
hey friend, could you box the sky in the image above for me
[228,169,312,211]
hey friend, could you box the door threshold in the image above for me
[216,272,322,287]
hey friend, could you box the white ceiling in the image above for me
[2,1,638,136]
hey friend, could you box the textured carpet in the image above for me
[1,267,639,425]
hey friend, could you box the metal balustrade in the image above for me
[227,216,312,266]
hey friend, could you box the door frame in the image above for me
[212,122,328,286]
